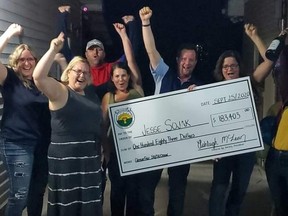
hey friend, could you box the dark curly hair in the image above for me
[213,50,246,81]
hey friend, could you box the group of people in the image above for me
[0,4,287,216]
[138,6,276,216]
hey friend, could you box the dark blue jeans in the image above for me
[0,138,49,216]
[0,139,35,216]
[265,147,288,216]
[167,164,190,216]
[209,152,255,216]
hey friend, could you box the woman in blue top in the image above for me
[0,24,50,216]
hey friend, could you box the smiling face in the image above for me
[16,50,36,79]
[111,67,130,92]
[67,62,90,93]
[9,45,37,80]
[177,49,198,79]
[222,57,240,80]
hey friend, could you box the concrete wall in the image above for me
[243,0,284,116]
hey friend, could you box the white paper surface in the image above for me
[108,77,263,176]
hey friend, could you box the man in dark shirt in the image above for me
[139,6,203,216]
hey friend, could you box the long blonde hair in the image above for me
[8,44,38,89]
[60,56,91,84]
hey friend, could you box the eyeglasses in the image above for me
[222,64,239,70]
[18,57,35,63]
[71,69,90,76]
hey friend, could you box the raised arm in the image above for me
[244,23,274,82]
[54,53,68,72]
[33,32,67,109]
[245,23,268,60]
[252,60,274,83]
[139,7,162,70]
[0,24,23,85]
[114,23,144,96]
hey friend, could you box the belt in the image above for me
[270,147,288,157]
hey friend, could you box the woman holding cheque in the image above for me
[208,24,275,216]
[101,23,144,215]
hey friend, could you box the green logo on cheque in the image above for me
[115,108,135,128]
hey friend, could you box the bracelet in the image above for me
[142,23,151,27]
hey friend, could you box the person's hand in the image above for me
[187,84,197,91]
[244,23,257,39]
[139,7,152,23]
[113,23,126,36]
[5,23,23,38]
[122,15,134,25]
[54,53,65,63]
[213,158,221,162]
[50,32,64,53]
[280,27,288,36]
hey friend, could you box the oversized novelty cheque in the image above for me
[108,77,263,176]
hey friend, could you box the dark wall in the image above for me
[99,0,243,95]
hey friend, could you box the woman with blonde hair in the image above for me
[0,24,50,216]
[33,32,103,216]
